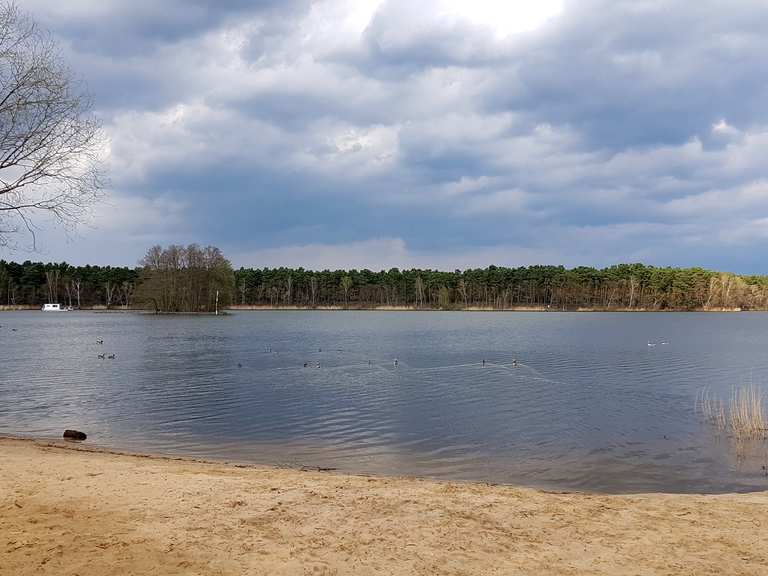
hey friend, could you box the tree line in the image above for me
[0,244,234,312]
[4,257,768,311]
[0,260,137,308]
[233,264,768,310]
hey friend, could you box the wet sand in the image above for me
[1,437,767,575]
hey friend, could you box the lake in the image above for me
[1,310,767,493]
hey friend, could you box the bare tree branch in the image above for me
[0,2,106,251]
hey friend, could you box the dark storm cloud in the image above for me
[17,0,768,272]
[498,0,768,149]
[25,0,312,112]
[26,0,309,55]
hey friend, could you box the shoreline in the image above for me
[228,305,748,312]
[1,305,753,313]
[3,434,766,496]
[2,437,767,575]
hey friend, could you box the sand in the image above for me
[1,438,767,575]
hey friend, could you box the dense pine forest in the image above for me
[232,265,768,310]
[3,255,768,311]
[0,260,138,309]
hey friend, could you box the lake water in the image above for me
[1,310,767,493]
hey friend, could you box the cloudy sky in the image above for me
[17,0,768,272]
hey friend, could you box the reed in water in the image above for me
[698,386,728,432]
[698,384,766,440]
[730,385,766,440]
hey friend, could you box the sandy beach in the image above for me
[1,437,766,575]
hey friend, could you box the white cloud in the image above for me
[437,0,564,37]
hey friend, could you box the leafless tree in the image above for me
[0,261,6,302]
[628,276,637,309]
[285,274,292,305]
[340,275,352,308]
[309,276,317,307]
[457,278,468,308]
[71,277,80,308]
[0,3,105,250]
[63,278,71,307]
[239,280,247,305]
[120,280,133,309]
[414,275,425,308]
[44,267,58,302]
[135,244,234,313]
[104,280,115,308]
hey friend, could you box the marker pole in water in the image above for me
[215,290,219,316]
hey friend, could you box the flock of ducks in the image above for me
[2,326,123,360]
[92,340,666,365]
[96,339,116,360]
[2,323,666,364]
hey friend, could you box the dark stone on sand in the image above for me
[63,429,87,441]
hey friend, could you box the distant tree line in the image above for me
[0,244,233,312]
[0,259,137,308]
[4,258,768,311]
[233,264,768,311]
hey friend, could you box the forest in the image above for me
[0,260,137,309]
[3,255,768,311]
[0,244,233,313]
[232,265,768,310]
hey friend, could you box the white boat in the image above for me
[41,303,67,312]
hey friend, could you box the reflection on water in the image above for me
[1,310,767,493]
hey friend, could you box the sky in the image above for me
[14,0,768,272]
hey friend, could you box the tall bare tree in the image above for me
[285,274,293,305]
[309,276,317,307]
[0,3,105,250]
[44,267,58,302]
[63,278,71,307]
[340,275,353,308]
[239,279,247,304]
[71,277,81,308]
[414,275,425,308]
[104,280,115,308]
[120,280,133,309]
